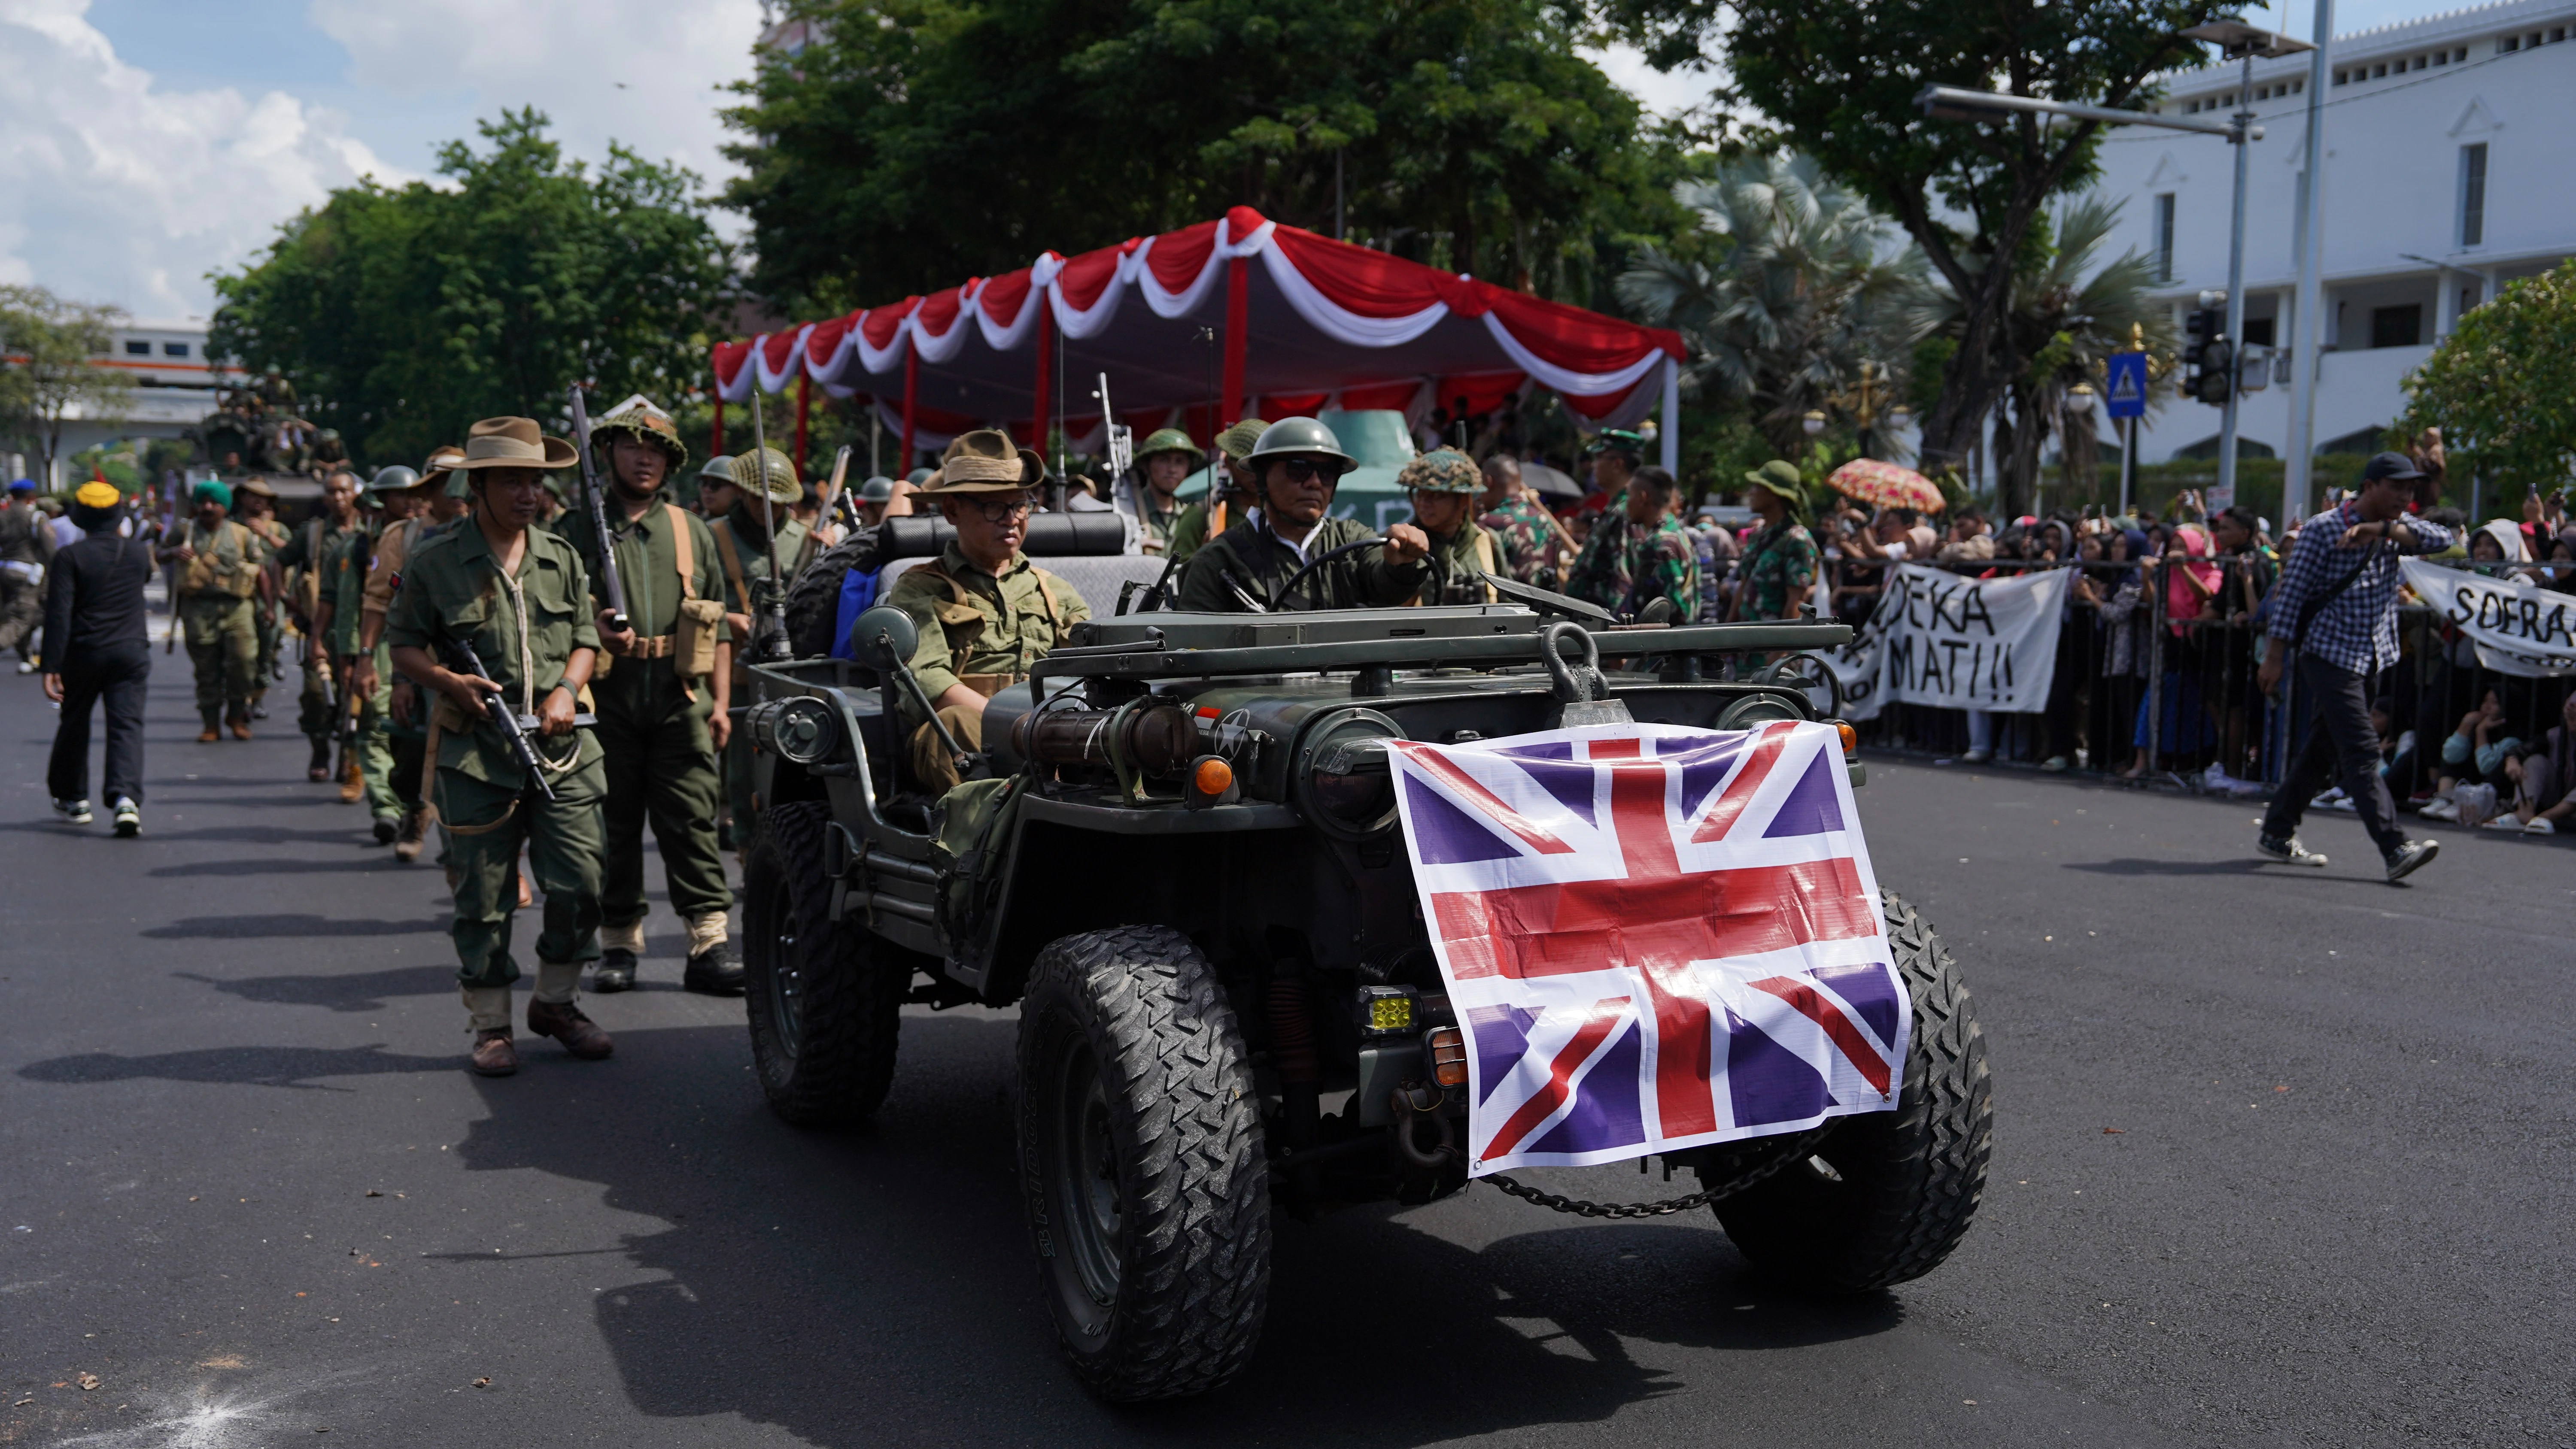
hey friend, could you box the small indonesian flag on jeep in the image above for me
[1387,721,1908,1176]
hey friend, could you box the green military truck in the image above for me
[735,590,1992,1402]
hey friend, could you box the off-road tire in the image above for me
[1711,890,1991,1291]
[742,800,905,1124]
[1016,926,1269,1401]
[783,528,882,659]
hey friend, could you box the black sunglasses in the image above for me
[1276,458,1341,485]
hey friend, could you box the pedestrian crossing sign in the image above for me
[2105,352,2148,419]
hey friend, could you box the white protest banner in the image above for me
[2401,558,2576,678]
[1826,565,2067,719]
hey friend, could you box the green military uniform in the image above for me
[383,520,608,1022]
[886,540,1091,790]
[707,497,811,842]
[1175,513,1427,612]
[1564,494,1700,621]
[562,486,735,978]
[1165,498,1221,564]
[173,515,267,731]
[325,523,407,826]
[1395,451,1501,607]
[1479,494,1561,585]
[240,507,291,710]
[276,513,361,749]
[1735,518,1820,622]
[1125,427,1197,555]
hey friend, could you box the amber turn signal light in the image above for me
[1424,1026,1469,1088]
[1193,757,1234,796]
[1835,721,1858,756]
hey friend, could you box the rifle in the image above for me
[567,384,629,634]
[748,388,793,662]
[432,633,581,803]
[823,445,855,531]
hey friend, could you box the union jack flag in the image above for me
[1388,720,1907,1176]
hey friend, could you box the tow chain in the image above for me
[1482,1127,1831,1219]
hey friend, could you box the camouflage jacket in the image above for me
[1477,495,1559,585]
[1564,499,1698,621]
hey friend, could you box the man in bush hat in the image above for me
[884,429,1091,791]
[156,479,269,741]
[708,446,808,841]
[1176,418,1429,612]
[386,416,614,1076]
[1120,426,1201,555]
[1397,449,1502,606]
[1728,460,1819,624]
[562,396,738,994]
[1163,418,1265,565]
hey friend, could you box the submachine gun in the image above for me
[433,634,592,804]
[567,384,630,635]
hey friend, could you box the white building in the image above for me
[34,318,237,487]
[2085,0,2576,464]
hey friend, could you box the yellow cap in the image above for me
[74,481,121,509]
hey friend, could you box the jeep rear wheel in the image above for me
[1710,890,1992,1291]
[1016,926,1269,1401]
[742,800,906,1125]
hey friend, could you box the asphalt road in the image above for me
[3,655,2570,1448]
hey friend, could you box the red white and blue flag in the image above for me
[1388,720,1906,1176]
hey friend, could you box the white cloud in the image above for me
[0,0,403,319]
[308,0,762,190]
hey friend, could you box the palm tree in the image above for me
[1618,154,1931,461]
[1914,195,2175,517]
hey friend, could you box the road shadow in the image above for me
[140,912,447,940]
[450,1017,1902,1448]
[2059,857,2406,886]
[175,964,459,1012]
[16,1042,455,1091]
[150,857,395,879]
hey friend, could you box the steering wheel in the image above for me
[1265,539,1384,612]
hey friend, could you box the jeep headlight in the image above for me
[747,695,844,765]
[1295,708,1403,839]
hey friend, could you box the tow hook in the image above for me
[1390,1082,1459,1167]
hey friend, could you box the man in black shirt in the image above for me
[40,483,155,835]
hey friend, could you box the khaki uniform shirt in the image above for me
[175,518,267,599]
[1409,523,1502,606]
[384,524,604,789]
[884,541,1091,710]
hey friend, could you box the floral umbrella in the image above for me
[1826,458,1945,514]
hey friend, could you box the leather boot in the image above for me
[593,949,638,993]
[339,755,365,804]
[227,704,253,741]
[527,998,613,1059]
[393,809,427,862]
[516,872,533,909]
[199,711,222,744]
[469,1030,518,1076]
[371,812,400,845]
[307,739,332,782]
[683,940,745,996]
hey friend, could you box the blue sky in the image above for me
[0,0,2476,321]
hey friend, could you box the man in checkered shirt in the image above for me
[2256,452,2454,882]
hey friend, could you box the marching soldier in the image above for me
[708,448,809,844]
[0,478,52,672]
[1163,418,1266,565]
[155,480,269,740]
[334,465,434,842]
[234,477,289,717]
[1174,418,1429,612]
[884,430,1090,792]
[385,417,612,1077]
[561,397,739,995]
[359,446,469,863]
[1397,449,1503,606]
[276,468,364,782]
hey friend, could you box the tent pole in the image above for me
[1659,356,1680,477]
[1032,297,1053,458]
[1222,257,1248,426]
[901,347,919,469]
[794,375,811,479]
[711,394,724,459]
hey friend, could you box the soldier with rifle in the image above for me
[559,394,738,994]
[361,445,469,863]
[335,465,436,842]
[233,478,289,716]
[157,479,270,740]
[706,444,808,846]
[386,417,612,1077]
[1174,418,1430,613]
[276,468,364,782]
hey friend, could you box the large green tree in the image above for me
[2397,261,2576,502]
[211,111,732,469]
[0,285,136,488]
[723,0,1692,310]
[1601,0,2227,475]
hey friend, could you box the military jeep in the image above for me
[736,595,1993,1402]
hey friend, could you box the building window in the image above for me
[2243,317,2276,347]
[2554,26,2567,41]
[2460,142,2488,247]
[2335,68,2348,84]
[163,342,189,358]
[2456,47,2468,60]
[2154,194,2176,283]
[2371,305,2424,349]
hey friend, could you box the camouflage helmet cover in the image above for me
[1397,448,1482,494]
[588,394,690,471]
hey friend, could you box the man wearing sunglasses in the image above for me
[1174,417,1430,612]
[883,429,1092,791]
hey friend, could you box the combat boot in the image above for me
[200,711,222,744]
[226,704,253,741]
[307,739,331,782]
[339,755,365,804]
[392,808,428,863]
[469,1030,518,1076]
[527,999,614,1059]
[684,940,744,995]
[371,812,400,845]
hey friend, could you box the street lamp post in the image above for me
[1810,361,1907,460]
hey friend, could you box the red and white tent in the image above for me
[708,205,1684,476]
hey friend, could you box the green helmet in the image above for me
[1134,427,1199,465]
[1397,449,1481,494]
[367,465,422,494]
[858,475,896,503]
[1245,416,1355,473]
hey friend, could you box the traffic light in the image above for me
[2182,307,2234,406]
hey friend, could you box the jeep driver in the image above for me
[1173,417,1433,612]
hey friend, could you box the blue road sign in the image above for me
[2105,351,2148,419]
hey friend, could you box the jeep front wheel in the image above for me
[1016,926,1269,1401]
[741,800,906,1125]
[1709,890,1993,1291]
